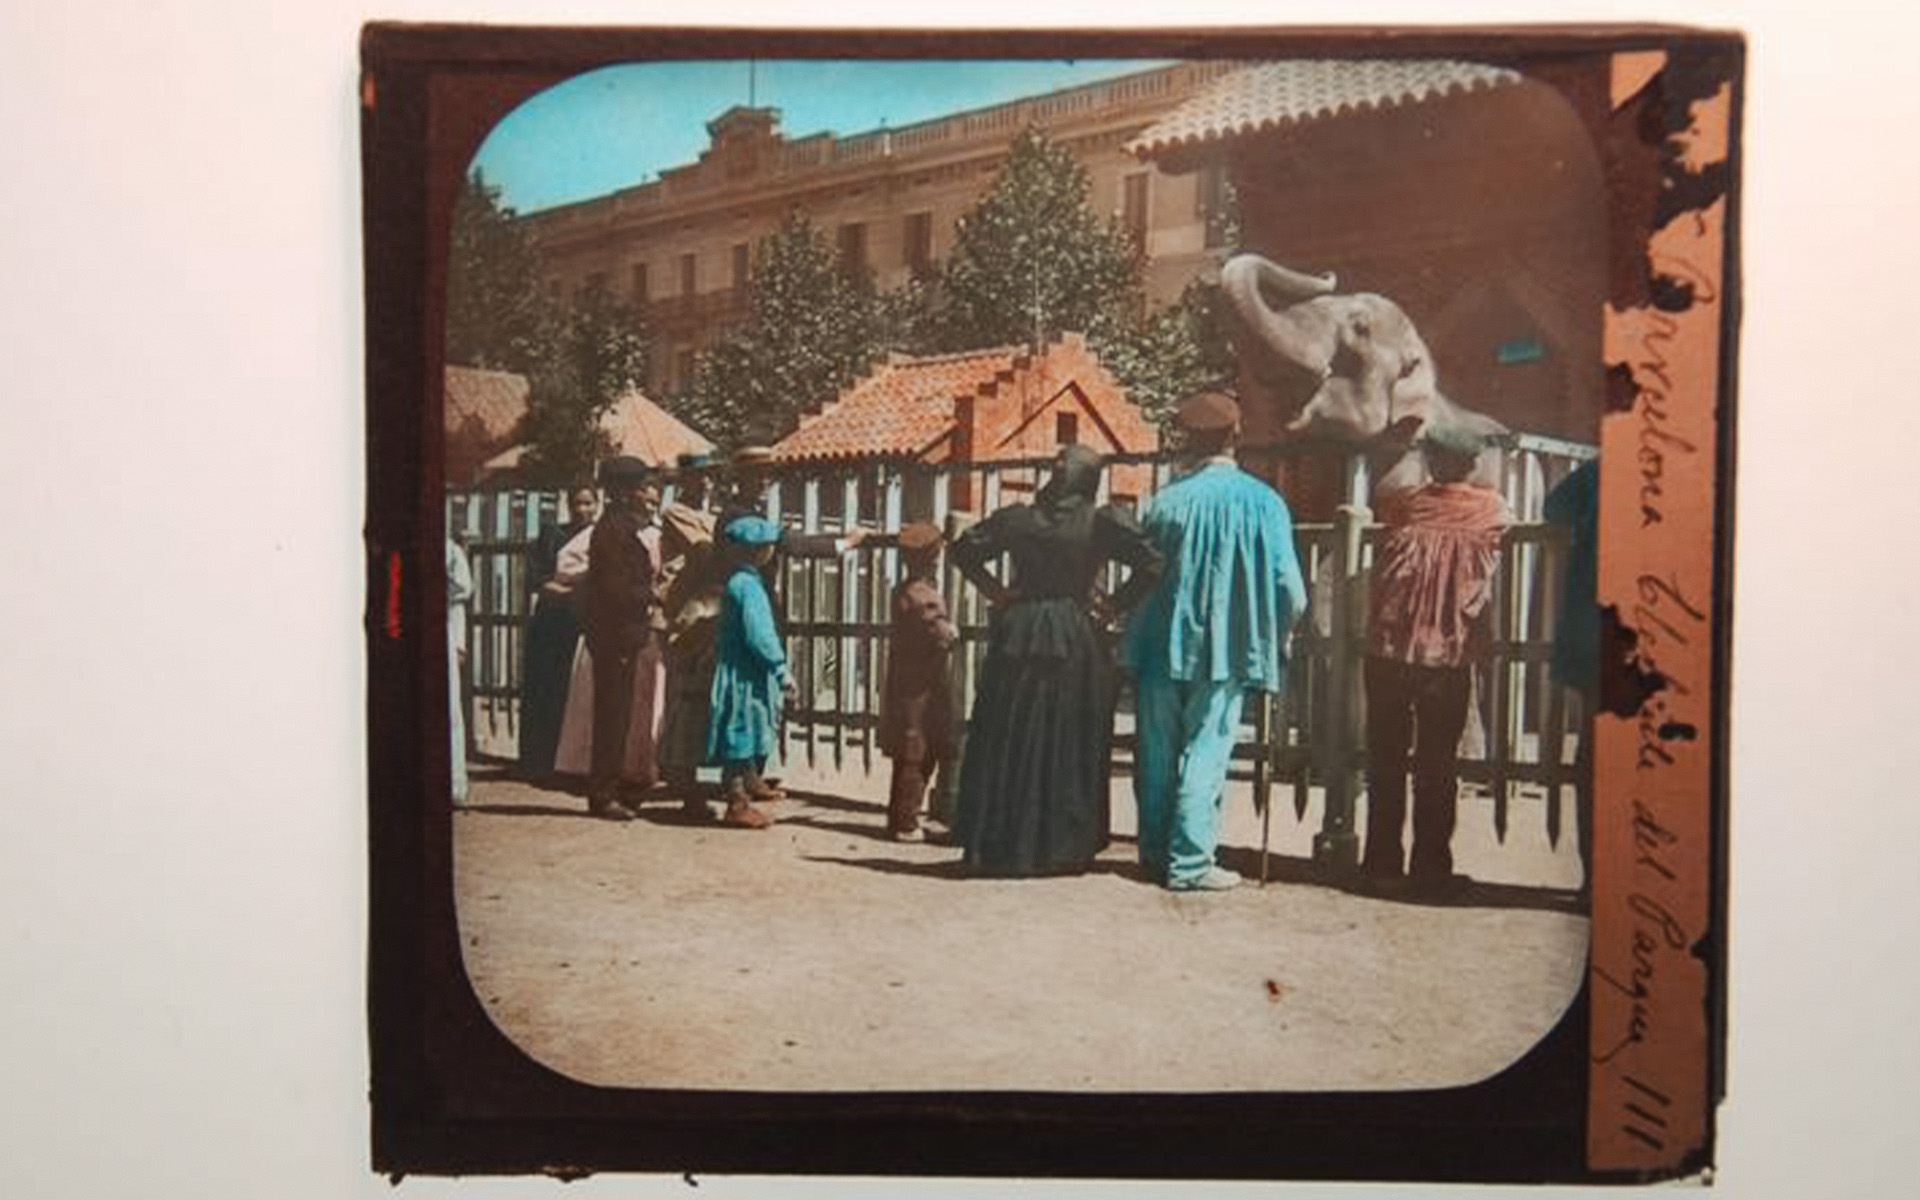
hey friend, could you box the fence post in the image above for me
[1313,500,1368,873]
[837,474,859,773]
[800,478,823,771]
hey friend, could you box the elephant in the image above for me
[1220,252,1508,495]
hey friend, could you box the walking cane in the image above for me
[1255,693,1272,887]
[1260,791,1272,887]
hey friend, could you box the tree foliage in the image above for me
[516,281,649,486]
[934,127,1142,352]
[681,215,887,448]
[446,168,653,483]
[1094,279,1241,428]
[674,129,1243,452]
[445,169,549,374]
[930,126,1238,429]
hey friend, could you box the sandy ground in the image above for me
[453,758,1589,1094]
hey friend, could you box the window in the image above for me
[1055,411,1079,446]
[680,252,697,298]
[630,262,649,304]
[903,211,934,277]
[1121,172,1150,247]
[731,242,750,291]
[838,221,868,277]
[1496,336,1547,365]
[674,347,696,392]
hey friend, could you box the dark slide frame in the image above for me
[362,23,1740,1183]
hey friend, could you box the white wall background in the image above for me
[2,2,1914,1197]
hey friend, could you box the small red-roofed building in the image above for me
[444,365,531,485]
[446,365,715,485]
[773,332,1158,513]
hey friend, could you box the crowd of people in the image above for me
[454,389,1547,898]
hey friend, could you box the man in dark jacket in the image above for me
[581,455,659,821]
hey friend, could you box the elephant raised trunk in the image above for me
[1220,254,1340,387]
[1221,251,1509,494]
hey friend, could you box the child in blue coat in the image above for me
[706,514,794,829]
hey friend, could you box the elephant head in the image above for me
[1221,252,1506,490]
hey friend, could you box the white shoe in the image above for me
[1169,867,1241,893]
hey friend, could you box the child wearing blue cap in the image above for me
[705,514,794,828]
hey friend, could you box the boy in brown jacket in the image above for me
[878,523,959,842]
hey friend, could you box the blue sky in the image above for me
[473,59,1172,213]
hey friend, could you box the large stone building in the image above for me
[521,62,1240,399]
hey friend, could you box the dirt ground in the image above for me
[453,758,1589,1093]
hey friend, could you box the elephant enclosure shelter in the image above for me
[448,438,1594,893]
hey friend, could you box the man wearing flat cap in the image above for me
[1360,422,1512,895]
[580,455,661,821]
[1121,391,1307,892]
[705,513,795,828]
[718,445,867,563]
[712,445,868,801]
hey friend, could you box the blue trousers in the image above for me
[1133,675,1247,886]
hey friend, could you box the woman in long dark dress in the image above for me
[518,485,599,780]
[950,445,1163,877]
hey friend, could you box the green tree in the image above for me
[932,126,1238,430]
[516,280,649,485]
[934,126,1142,352]
[1095,279,1241,428]
[445,168,550,374]
[681,215,887,448]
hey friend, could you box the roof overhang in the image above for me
[1128,59,1524,172]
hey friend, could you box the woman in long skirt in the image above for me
[950,445,1162,877]
[518,486,598,780]
[553,517,666,793]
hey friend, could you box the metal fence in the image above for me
[448,434,1594,875]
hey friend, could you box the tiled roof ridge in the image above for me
[779,332,1107,454]
[1128,59,1524,159]
[792,342,1029,432]
[885,342,1026,368]
[968,357,1024,404]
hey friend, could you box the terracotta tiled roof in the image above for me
[774,348,1021,462]
[447,366,714,477]
[1127,60,1522,159]
[601,387,715,466]
[444,365,529,443]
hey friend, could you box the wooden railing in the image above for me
[448,435,1594,879]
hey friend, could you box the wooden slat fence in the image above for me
[447,433,1594,875]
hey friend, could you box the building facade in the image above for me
[521,62,1239,399]
[1130,58,1611,518]
[1132,59,1610,448]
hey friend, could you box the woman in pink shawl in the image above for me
[1360,426,1512,893]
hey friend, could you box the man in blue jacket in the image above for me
[1123,393,1307,891]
